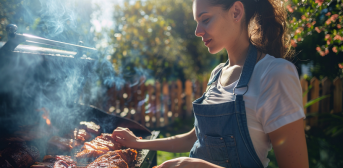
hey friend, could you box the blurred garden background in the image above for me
[1,0,343,167]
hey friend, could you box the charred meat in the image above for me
[52,155,77,168]
[0,142,39,168]
[65,129,91,142]
[48,136,81,151]
[86,149,137,168]
[79,121,100,135]
[76,133,122,159]
[31,155,77,168]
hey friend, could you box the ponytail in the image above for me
[252,0,293,59]
[209,0,293,59]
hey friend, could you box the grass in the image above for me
[155,117,194,165]
[157,151,190,165]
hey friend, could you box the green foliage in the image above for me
[0,0,23,41]
[107,0,224,81]
[306,127,343,168]
[302,84,313,97]
[304,95,330,108]
[266,149,278,168]
[156,117,194,165]
[315,112,343,137]
[157,151,190,165]
[286,0,343,79]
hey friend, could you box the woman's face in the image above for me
[193,0,241,54]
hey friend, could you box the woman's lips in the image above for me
[204,39,212,46]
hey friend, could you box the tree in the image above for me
[107,0,223,82]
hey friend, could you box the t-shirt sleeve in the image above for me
[256,59,306,133]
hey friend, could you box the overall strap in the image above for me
[234,43,257,101]
[234,44,264,168]
[235,43,258,90]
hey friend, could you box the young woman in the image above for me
[112,0,309,167]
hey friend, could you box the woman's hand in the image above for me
[157,157,223,168]
[112,127,140,148]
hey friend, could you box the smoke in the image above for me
[38,0,78,37]
[0,0,151,140]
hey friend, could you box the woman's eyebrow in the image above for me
[195,11,208,21]
[198,12,208,18]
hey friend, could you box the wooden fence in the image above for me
[102,77,342,129]
[301,77,342,128]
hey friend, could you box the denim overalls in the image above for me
[189,43,264,168]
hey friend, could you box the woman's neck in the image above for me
[225,28,250,67]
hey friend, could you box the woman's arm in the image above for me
[112,127,197,153]
[268,118,309,168]
[158,157,223,168]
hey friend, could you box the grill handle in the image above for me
[1,24,96,54]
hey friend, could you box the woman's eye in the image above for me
[203,18,209,23]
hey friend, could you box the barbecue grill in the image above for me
[0,24,158,168]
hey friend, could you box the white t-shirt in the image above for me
[202,54,306,168]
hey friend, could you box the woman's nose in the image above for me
[195,24,205,37]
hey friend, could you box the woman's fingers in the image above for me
[112,127,139,148]
[112,127,129,139]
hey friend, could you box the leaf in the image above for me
[332,128,343,137]
[330,114,343,121]
[304,95,330,108]
[302,84,312,97]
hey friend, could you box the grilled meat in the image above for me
[79,121,100,135]
[87,153,127,168]
[74,129,91,141]
[114,149,138,165]
[65,129,91,142]
[86,149,137,168]
[31,155,77,168]
[0,156,14,168]
[48,136,81,151]
[76,133,122,159]
[53,155,77,168]
[0,142,39,168]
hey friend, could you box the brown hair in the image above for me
[209,0,293,59]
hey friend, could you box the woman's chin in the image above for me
[208,47,221,54]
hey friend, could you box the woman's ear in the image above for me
[231,1,244,22]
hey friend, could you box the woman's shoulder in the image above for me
[259,54,295,67]
[257,54,298,78]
